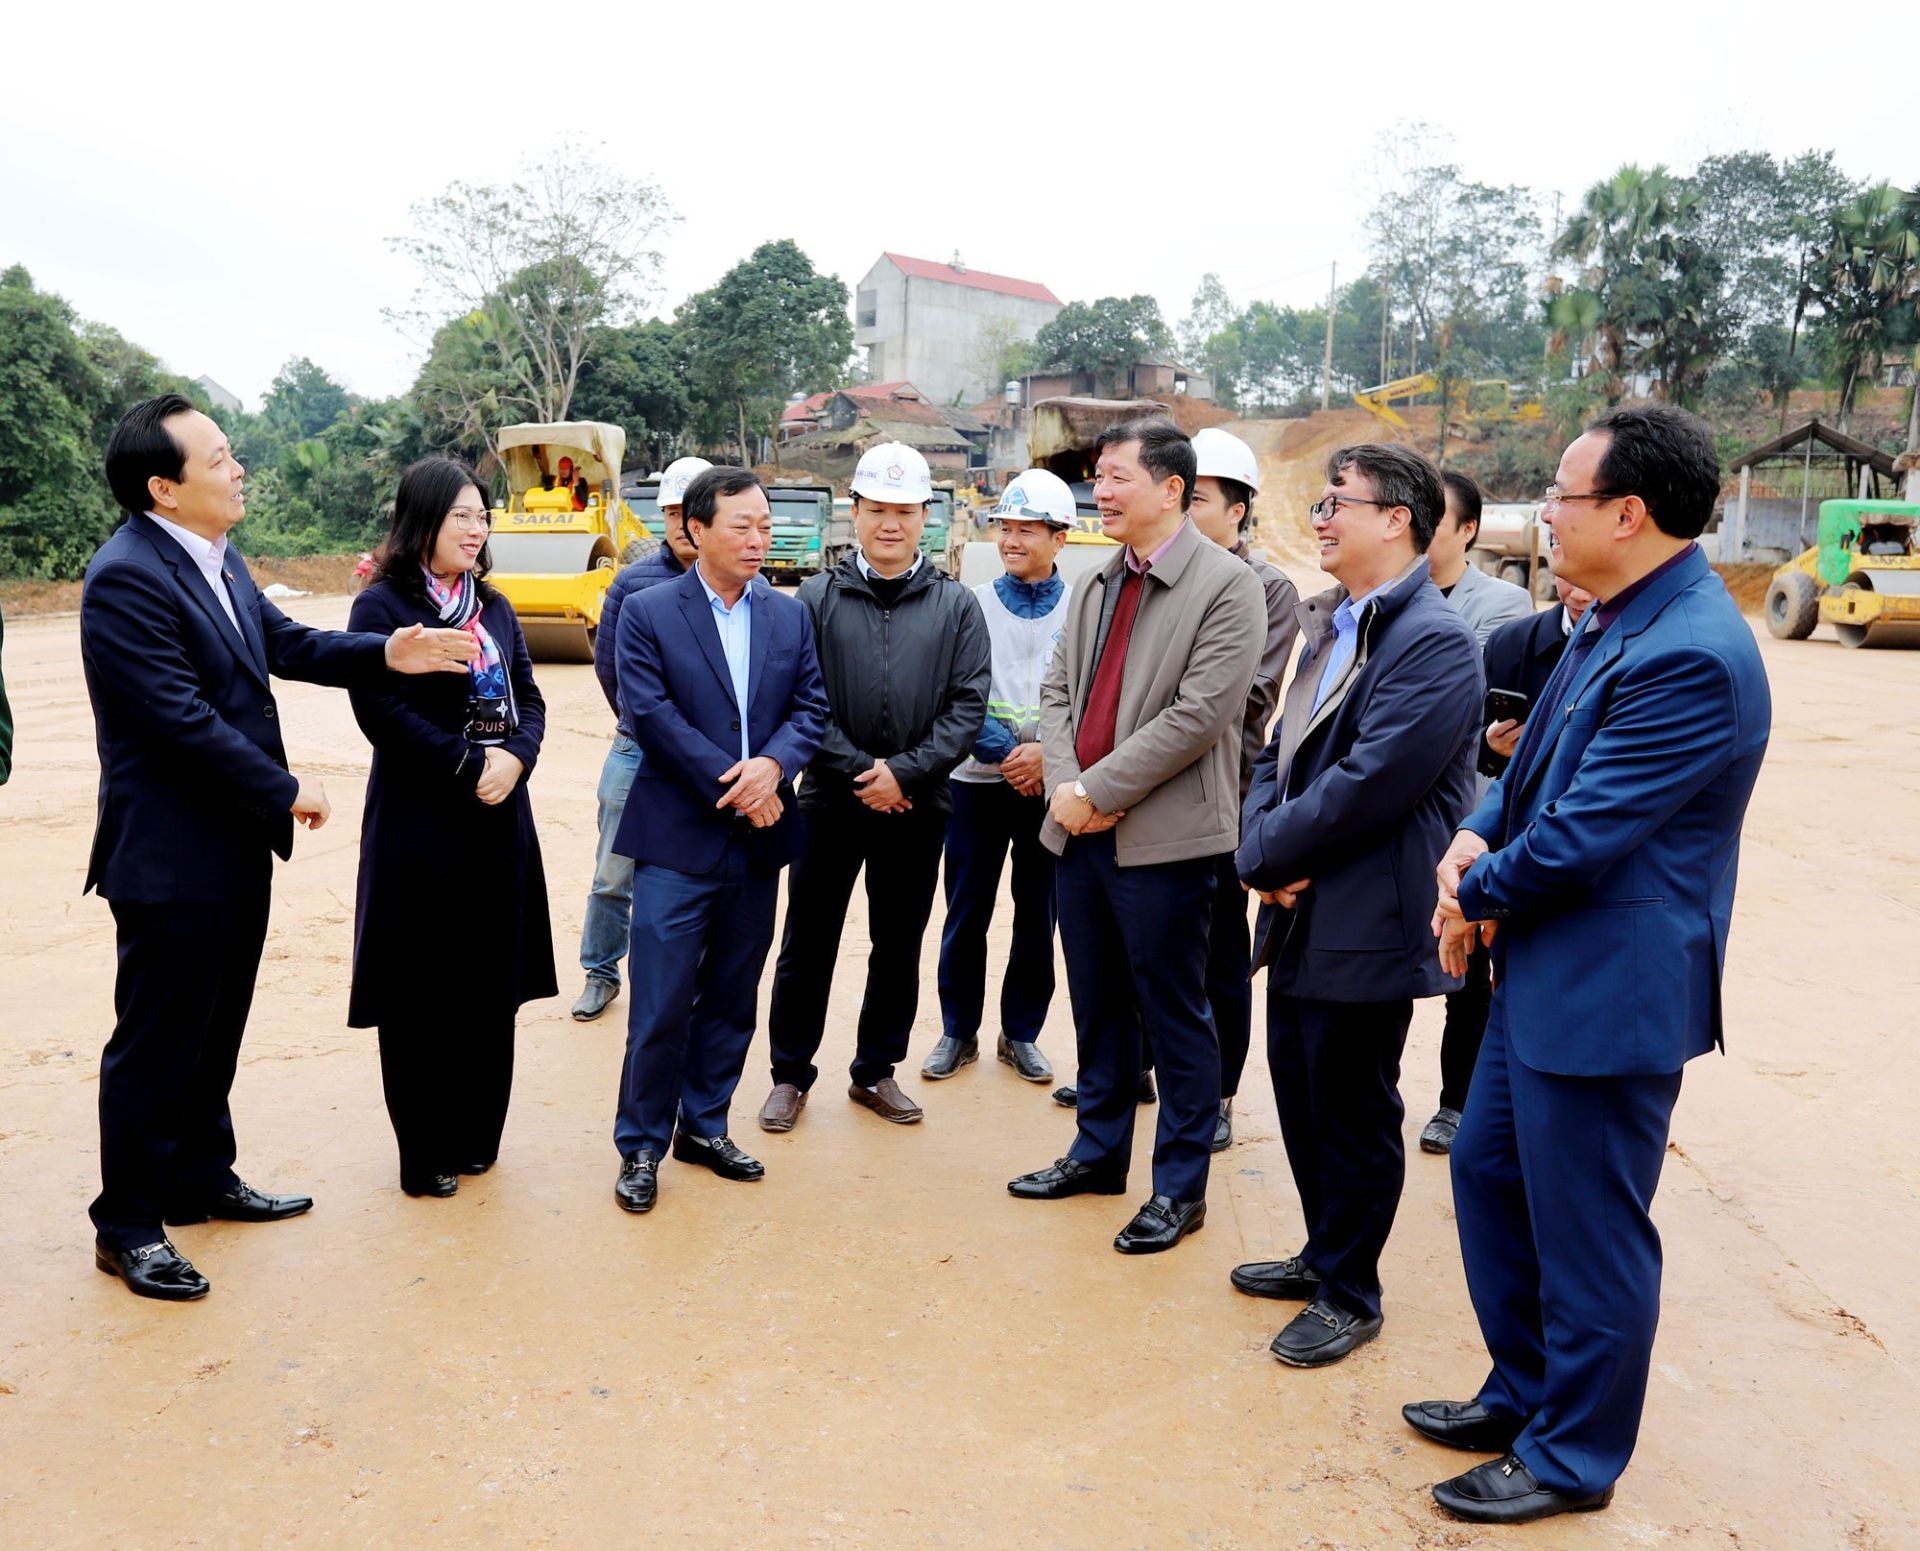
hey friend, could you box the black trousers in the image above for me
[1205,854,1253,1100]
[91,887,271,1251]
[1439,940,1494,1112]
[768,795,947,1091]
[936,779,1057,1044]
[378,1007,516,1181]
[1268,992,1414,1321]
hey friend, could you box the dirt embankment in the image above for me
[0,553,362,618]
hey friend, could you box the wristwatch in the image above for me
[1072,780,1091,804]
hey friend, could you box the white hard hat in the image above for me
[1191,427,1260,493]
[658,456,713,509]
[850,442,933,503]
[991,469,1076,528]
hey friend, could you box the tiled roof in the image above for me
[882,253,1061,306]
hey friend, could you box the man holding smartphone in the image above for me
[1419,471,1536,1155]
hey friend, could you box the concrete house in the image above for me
[854,253,1062,407]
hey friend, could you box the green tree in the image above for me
[1031,295,1173,394]
[966,316,1037,404]
[0,267,163,577]
[389,141,676,425]
[570,318,694,469]
[261,356,354,442]
[677,239,852,464]
[1797,182,1920,430]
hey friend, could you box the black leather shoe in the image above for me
[1113,1194,1205,1254]
[920,1035,978,1080]
[1271,1298,1383,1366]
[670,1132,765,1181]
[1050,1073,1156,1110]
[1420,1106,1463,1154]
[454,1159,494,1176]
[1230,1254,1322,1300]
[615,1151,659,1213]
[996,1034,1053,1082]
[1007,1157,1128,1199]
[1402,1399,1523,1454]
[1211,1098,1234,1152]
[401,1173,457,1198]
[166,1179,314,1225]
[95,1239,210,1302]
[1432,1455,1614,1524]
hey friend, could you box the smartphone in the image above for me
[1477,688,1531,778]
[1484,688,1530,727]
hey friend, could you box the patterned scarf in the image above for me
[422,565,518,736]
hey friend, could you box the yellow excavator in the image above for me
[1354,373,1543,433]
[487,422,653,661]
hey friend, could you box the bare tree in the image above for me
[388,140,676,426]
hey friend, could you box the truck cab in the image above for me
[764,481,833,584]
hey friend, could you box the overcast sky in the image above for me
[7,1,1907,409]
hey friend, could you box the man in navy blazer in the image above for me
[610,467,829,1214]
[1411,406,1771,1525]
[81,395,479,1301]
[1232,442,1483,1368]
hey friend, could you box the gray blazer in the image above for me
[1447,561,1534,646]
[1039,520,1266,866]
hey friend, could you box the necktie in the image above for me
[1075,567,1145,769]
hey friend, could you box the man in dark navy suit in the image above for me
[1410,406,1771,1524]
[609,467,828,1214]
[81,394,480,1301]
[1231,443,1482,1366]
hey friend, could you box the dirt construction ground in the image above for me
[2,559,1917,1549]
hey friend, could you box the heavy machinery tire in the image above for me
[1764,571,1819,640]
[1499,561,1529,589]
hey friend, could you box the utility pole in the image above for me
[1320,261,1337,410]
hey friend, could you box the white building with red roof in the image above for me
[853,252,1061,408]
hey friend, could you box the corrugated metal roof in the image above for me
[882,253,1061,306]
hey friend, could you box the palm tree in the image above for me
[1801,183,1920,430]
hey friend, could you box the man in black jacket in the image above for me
[1476,573,1595,778]
[1232,443,1482,1366]
[759,444,991,1131]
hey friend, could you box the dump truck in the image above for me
[763,480,834,584]
[488,422,652,661]
[1473,502,1556,600]
[1764,498,1920,648]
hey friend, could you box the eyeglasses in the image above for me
[1542,487,1621,511]
[1309,495,1397,521]
[446,508,492,531]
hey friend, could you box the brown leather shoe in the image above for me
[758,1083,806,1133]
[848,1077,924,1124]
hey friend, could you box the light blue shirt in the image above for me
[695,565,753,760]
[1312,573,1405,712]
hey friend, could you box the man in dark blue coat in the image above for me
[609,467,829,1214]
[573,456,708,1020]
[1410,406,1771,1526]
[1233,443,1482,1366]
[80,394,479,1301]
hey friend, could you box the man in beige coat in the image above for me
[1007,419,1265,1254]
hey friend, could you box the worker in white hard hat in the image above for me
[923,469,1076,1087]
[760,441,992,1130]
[573,454,713,1021]
[1186,426,1300,1150]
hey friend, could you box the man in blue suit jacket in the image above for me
[81,395,479,1301]
[1233,443,1482,1367]
[610,468,829,1214]
[1409,406,1771,1525]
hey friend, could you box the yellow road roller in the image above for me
[488,422,653,662]
[1764,498,1920,649]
